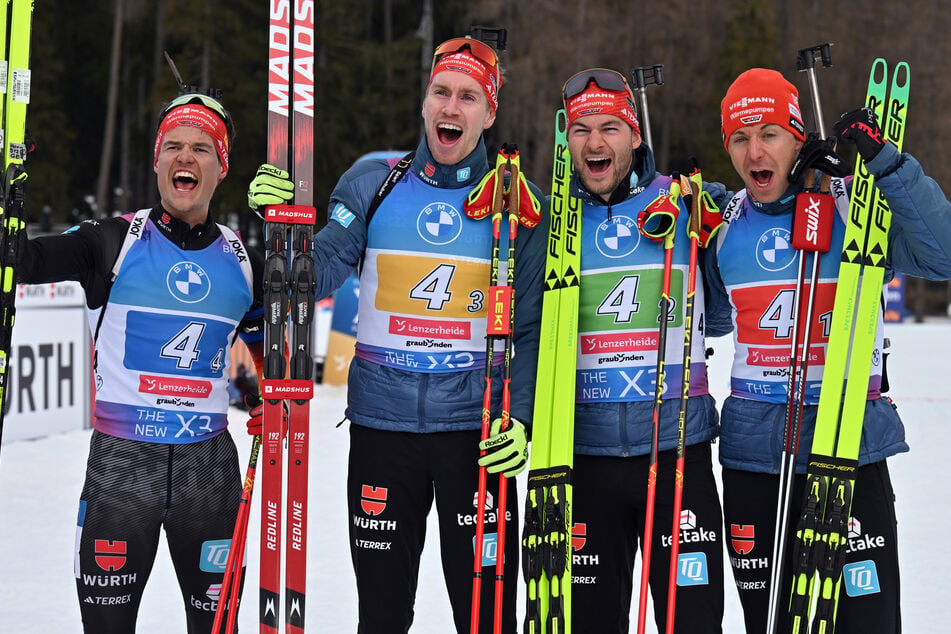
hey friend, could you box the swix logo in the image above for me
[730,524,755,555]
[94,540,127,572]
[361,485,388,516]
[803,196,823,245]
[572,523,586,552]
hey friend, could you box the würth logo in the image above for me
[730,524,755,555]
[361,485,388,516]
[94,540,127,572]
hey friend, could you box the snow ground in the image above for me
[1,323,948,632]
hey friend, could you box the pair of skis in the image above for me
[522,109,580,634]
[259,2,317,633]
[0,0,33,449]
[214,3,317,633]
[776,57,910,633]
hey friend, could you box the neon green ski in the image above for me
[0,0,34,439]
[787,58,910,633]
[522,109,580,634]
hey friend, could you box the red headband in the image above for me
[428,51,500,113]
[153,104,231,175]
[565,83,640,134]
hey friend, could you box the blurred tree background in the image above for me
[22,0,951,316]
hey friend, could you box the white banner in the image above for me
[2,282,92,444]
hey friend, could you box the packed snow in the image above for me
[1,323,948,632]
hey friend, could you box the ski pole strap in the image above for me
[464,150,507,221]
[684,167,724,248]
[637,178,681,242]
[502,145,542,228]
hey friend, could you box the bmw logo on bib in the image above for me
[756,227,796,272]
[596,215,639,258]
[167,261,211,303]
[417,202,462,245]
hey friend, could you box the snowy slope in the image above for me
[1,323,947,632]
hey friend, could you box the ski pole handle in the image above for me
[796,43,834,138]
[630,64,664,150]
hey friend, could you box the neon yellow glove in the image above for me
[478,418,528,478]
[248,164,295,217]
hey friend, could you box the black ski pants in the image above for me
[722,460,901,633]
[347,423,519,634]
[74,430,243,633]
[571,442,725,633]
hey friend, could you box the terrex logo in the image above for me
[361,485,388,516]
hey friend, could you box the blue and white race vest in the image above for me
[576,176,709,403]
[715,183,885,404]
[91,209,253,443]
[355,172,503,373]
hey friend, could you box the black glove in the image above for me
[833,107,886,162]
[789,133,851,184]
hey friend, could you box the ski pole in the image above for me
[212,435,262,633]
[630,64,664,151]
[492,146,519,634]
[636,179,681,634]
[469,146,509,634]
[766,43,836,634]
[663,167,700,633]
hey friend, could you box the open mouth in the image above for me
[436,123,463,145]
[173,170,198,192]
[586,157,611,176]
[751,169,773,188]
